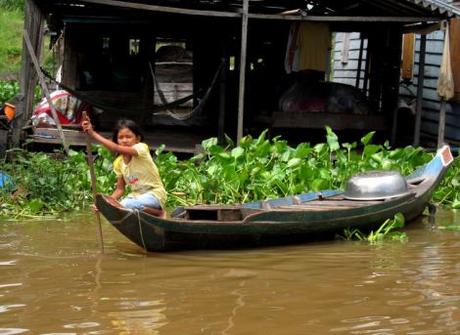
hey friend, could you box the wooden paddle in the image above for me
[82,111,104,253]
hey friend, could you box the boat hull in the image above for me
[96,146,453,251]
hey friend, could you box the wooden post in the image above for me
[218,57,227,145]
[363,38,370,96]
[437,99,447,148]
[23,29,69,154]
[12,0,44,147]
[355,34,364,88]
[236,0,249,144]
[413,34,427,147]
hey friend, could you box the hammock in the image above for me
[149,60,224,120]
[40,61,224,117]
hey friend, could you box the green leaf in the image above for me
[231,147,245,159]
[363,144,381,158]
[287,158,302,168]
[326,126,340,152]
[28,199,44,213]
[361,131,375,146]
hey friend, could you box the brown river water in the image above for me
[0,210,459,335]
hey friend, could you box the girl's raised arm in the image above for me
[81,118,138,156]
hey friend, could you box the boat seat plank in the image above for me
[283,199,381,207]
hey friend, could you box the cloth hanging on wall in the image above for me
[449,18,460,100]
[285,22,331,74]
[437,24,455,101]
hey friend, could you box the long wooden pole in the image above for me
[437,99,447,148]
[83,112,104,252]
[237,0,249,144]
[413,34,427,147]
[23,29,69,154]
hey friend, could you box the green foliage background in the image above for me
[0,4,23,77]
[1,129,458,219]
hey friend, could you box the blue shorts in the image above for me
[120,193,161,210]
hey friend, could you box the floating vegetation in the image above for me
[1,128,458,219]
[339,213,408,243]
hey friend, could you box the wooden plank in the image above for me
[29,127,210,153]
[270,111,386,130]
[402,33,416,81]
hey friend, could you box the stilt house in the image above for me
[13,0,460,153]
[334,0,460,147]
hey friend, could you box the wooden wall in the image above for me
[333,19,460,145]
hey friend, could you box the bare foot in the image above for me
[105,196,123,208]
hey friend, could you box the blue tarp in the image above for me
[0,171,13,191]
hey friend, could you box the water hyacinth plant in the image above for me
[157,128,434,208]
[0,128,458,218]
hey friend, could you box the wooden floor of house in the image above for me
[27,126,214,154]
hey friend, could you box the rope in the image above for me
[106,207,148,251]
[135,209,148,251]
[108,211,134,225]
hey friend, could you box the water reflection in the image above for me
[0,210,459,334]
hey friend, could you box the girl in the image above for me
[82,118,166,216]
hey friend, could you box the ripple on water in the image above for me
[0,304,26,314]
[0,329,29,335]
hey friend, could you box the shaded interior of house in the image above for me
[17,0,460,154]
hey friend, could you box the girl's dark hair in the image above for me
[112,119,144,143]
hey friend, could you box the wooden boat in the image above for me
[96,146,454,251]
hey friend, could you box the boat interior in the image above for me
[171,193,412,222]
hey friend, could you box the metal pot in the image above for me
[344,170,409,200]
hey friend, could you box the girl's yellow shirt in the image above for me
[113,142,167,209]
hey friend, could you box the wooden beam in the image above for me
[248,14,440,23]
[12,0,44,147]
[81,0,240,18]
[23,29,69,154]
[413,34,427,147]
[80,0,440,23]
[237,0,249,144]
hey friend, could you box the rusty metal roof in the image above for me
[37,0,460,20]
[405,0,460,17]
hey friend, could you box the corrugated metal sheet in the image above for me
[39,0,460,18]
[407,0,460,17]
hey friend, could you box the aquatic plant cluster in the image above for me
[0,128,458,219]
[0,81,19,105]
[0,80,42,105]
